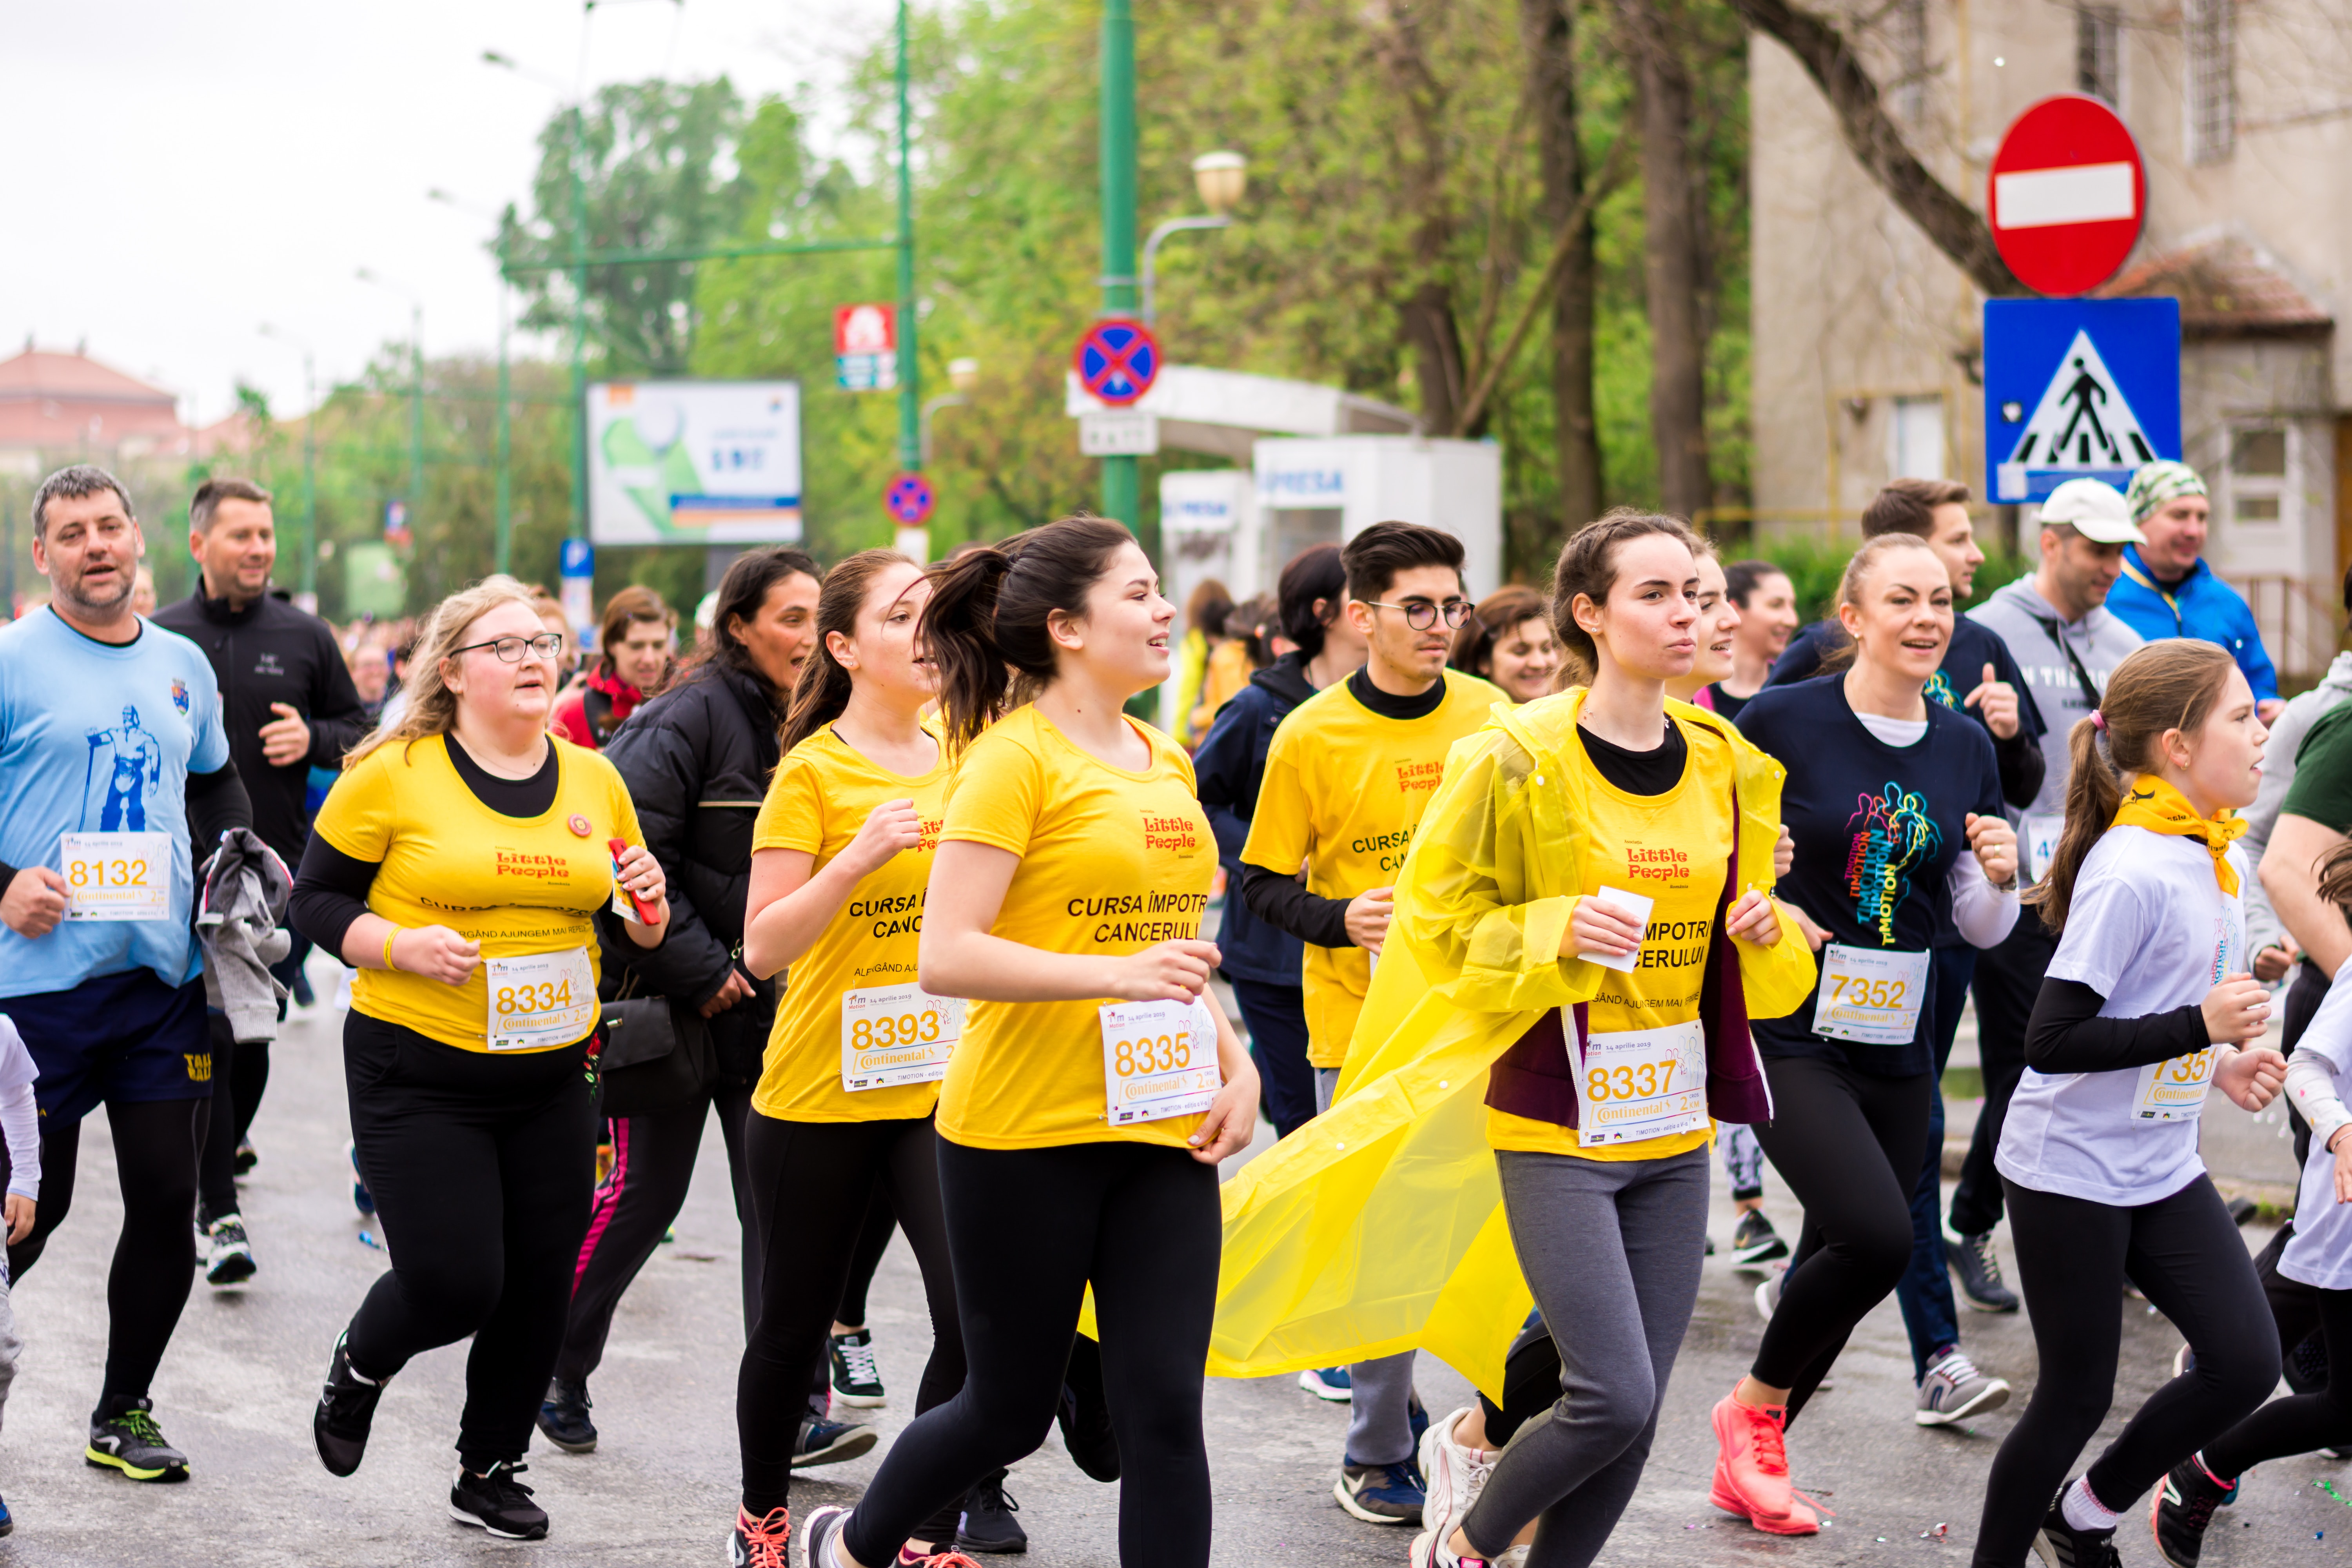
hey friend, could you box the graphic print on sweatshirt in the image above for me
[1844,782,1942,942]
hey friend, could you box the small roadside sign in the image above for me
[884,472,935,527]
[1984,297,2179,503]
[1989,96,2145,297]
[835,304,898,391]
[1074,319,1160,406]
[1080,410,1160,457]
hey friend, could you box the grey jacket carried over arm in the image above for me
[196,827,293,1044]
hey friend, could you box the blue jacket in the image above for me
[1192,652,1318,986]
[2106,546,2279,700]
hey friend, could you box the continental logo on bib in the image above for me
[1069,890,1210,944]
[496,849,575,883]
[1626,845,1691,885]
[1141,813,1200,853]
[1395,760,1443,794]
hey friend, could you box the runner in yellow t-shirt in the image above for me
[1238,520,1501,1525]
[799,516,1259,1568]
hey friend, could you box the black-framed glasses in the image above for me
[1364,599,1472,632]
[452,632,565,663]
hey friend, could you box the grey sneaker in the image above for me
[1948,1230,2020,1312]
[1915,1347,2011,1426]
[1754,1267,1783,1323]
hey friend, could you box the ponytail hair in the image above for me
[779,548,919,758]
[921,514,1137,751]
[2026,639,2237,935]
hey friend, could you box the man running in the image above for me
[0,465,252,1482]
[154,477,367,1287]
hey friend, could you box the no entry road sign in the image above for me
[885,472,935,527]
[1984,297,2180,503]
[1074,318,1160,407]
[1989,96,2146,297]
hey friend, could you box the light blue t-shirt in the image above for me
[0,608,229,998]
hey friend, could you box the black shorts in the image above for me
[1,968,212,1125]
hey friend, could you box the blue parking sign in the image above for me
[1983,298,2179,504]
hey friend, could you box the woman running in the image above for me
[293,575,670,1541]
[1448,584,1562,705]
[1702,561,1798,721]
[801,515,1260,1568]
[1971,639,2287,1568]
[1665,548,1740,712]
[1721,532,2021,1530]
[1409,509,1815,1568]
[728,549,971,1566]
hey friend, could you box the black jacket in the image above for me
[597,661,782,1082]
[1191,652,1319,986]
[153,586,369,867]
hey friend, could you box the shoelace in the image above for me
[114,1409,165,1445]
[475,1460,536,1504]
[1933,1351,1983,1394]
[1743,1408,1790,1476]
[973,1476,1020,1516]
[739,1506,790,1568]
[1969,1232,2006,1285]
[838,1337,882,1387]
[2171,1474,2223,1534]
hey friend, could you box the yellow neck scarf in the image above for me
[2111,775,2247,896]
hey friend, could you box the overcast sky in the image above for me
[1,0,895,425]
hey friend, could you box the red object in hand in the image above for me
[608,838,660,925]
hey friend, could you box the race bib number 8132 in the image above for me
[61,831,171,922]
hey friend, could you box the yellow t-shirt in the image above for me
[1241,669,1504,1067]
[1488,718,1733,1160]
[316,733,642,1053]
[934,706,1218,1151]
[750,726,949,1122]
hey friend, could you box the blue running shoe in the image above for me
[1336,1458,1424,1524]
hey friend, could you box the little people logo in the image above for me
[1142,811,1198,853]
[169,678,190,716]
[1844,782,1941,940]
[1626,844,1690,885]
[1395,760,1444,794]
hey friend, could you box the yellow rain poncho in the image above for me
[1208,689,1817,1397]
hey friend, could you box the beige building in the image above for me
[1751,0,2351,675]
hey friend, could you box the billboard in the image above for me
[586,380,803,544]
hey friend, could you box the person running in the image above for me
[728,548,976,1566]
[1241,521,1505,1526]
[1703,560,1798,721]
[1970,639,2287,1568]
[550,585,675,750]
[539,550,832,1458]
[2110,460,2283,721]
[799,515,1260,1568]
[154,476,370,1288]
[1449,584,1563,706]
[1194,544,1362,1143]
[1387,508,1812,1567]
[292,574,670,1542]
[0,464,252,1484]
[1723,534,2022,1506]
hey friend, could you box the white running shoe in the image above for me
[1914,1347,2010,1426]
[1418,1407,1492,1539]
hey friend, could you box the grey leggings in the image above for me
[1460,1145,1710,1567]
[1316,1066,1419,1466]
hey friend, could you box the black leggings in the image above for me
[196,1012,271,1225]
[1971,1176,2278,1568]
[558,1084,759,1384]
[339,1014,597,1471]
[1749,1055,1931,1421]
[840,1139,1221,1568]
[838,1188,898,1328]
[2203,1284,2352,1477]
[8,1098,203,1412]
[737,1114,965,1526]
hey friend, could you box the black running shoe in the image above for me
[203,1214,256,1288]
[2033,1488,2121,1568]
[314,1331,388,1478]
[1731,1209,1790,1265]
[449,1460,548,1540]
[791,1416,878,1470]
[2288,1327,2330,1395]
[85,1399,189,1482]
[536,1377,597,1453]
[1948,1230,2020,1312]
[2150,1457,2235,1568]
[830,1328,887,1408]
[232,1140,258,1177]
[1056,1341,1120,1483]
[955,1469,1027,1554]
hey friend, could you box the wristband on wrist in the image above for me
[383,928,402,973]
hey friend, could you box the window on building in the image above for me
[2077,5,2121,105]
[1890,396,1946,480]
[2185,0,2235,164]
[2229,425,2290,526]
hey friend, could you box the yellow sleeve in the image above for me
[314,746,396,862]
[607,764,646,852]
[1394,730,1579,1016]
[752,756,826,856]
[940,730,1043,857]
[1240,741,1312,876]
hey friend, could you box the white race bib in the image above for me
[485,948,598,1051]
[2021,812,2065,883]
[2131,1047,2220,1123]
[840,982,964,1092]
[1100,996,1221,1126]
[61,831,171,922]
[1811,944,1931,1045]
[1570,1018,1708,1145]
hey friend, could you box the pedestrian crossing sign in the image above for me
[1983,298,2180,503]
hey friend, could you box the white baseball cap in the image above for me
[2036,478,2145,544]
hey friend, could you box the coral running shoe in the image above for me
[1709,1386,1818,1535]
[731,1504,790,1568]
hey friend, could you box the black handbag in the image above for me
[595,980,717,1120]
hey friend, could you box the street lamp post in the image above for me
[1140,152,1248,326]
[356,270,425,551]
[258,323,320,604]
[1098,0,1139,531]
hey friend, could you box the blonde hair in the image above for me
[345,575,543,768]
[1820,532,1941,675]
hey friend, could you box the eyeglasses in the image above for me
[452,632,565,663]
[1364,599,1472,632]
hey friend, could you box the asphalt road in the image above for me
[0,971,2345,1566]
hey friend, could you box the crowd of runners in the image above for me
[0,453,2345,1568]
